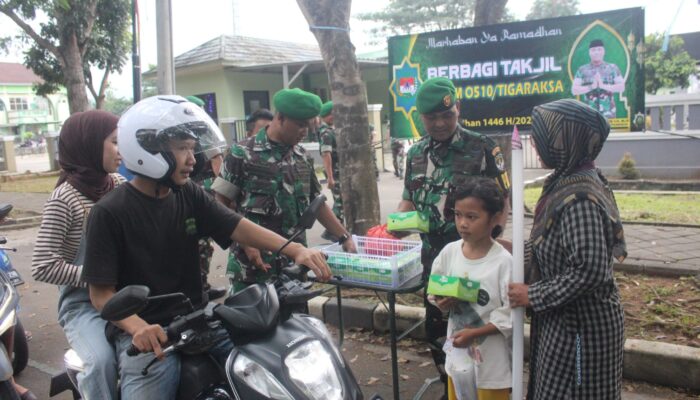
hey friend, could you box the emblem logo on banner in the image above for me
[390,58,422,119]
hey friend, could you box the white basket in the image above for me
[319,235,422,288]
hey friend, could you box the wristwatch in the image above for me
[337,233,350,245]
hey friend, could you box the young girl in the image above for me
[31,110,124,399]
[430,178,512,400]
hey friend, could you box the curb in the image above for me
[0,216,43,231]
[613,261,698,278]
[309,295,700,392]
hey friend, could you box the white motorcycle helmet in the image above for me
[118,95,226,186]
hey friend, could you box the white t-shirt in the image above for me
[430,240,513,389]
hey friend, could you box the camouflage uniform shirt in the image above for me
[403,126,510,265]
[319,122,339,178]
[574,62,622,118]
[214,128,322,288]
[319,122,344,222]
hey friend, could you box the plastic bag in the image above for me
[366,224,399,240]
[365,224,399,256]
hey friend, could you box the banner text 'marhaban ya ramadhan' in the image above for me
[388,8,645,138]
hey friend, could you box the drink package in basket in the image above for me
[321,235,422,288]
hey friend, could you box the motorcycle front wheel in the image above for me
[0,379,21,400]
[12,320,28,375]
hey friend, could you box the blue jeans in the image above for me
[58,286,118,400]
[113,327,233,400]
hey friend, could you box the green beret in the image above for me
[416,77,457,114]
[185,95,205,107]
[320,101,333,117]
[273,88,322,120]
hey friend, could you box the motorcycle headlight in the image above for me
[301,315,344,366]
[233,353,293,400]
[285,340,343,400]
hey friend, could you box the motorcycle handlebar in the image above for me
[280,264,309,278]
[126,320,184,357]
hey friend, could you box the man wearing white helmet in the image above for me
[81,95,332,398]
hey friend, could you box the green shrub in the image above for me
[618,152,640,180]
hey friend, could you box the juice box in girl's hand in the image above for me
[387,211,429,233]
[427,274,480,303]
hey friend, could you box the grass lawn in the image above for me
[525,187,700,225]
[0,176,58,193]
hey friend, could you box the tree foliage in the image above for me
[102,90,132,115]
[0,0,130,112]
[526,0,580,20]
[357,0,511,38]
[644,33,698,94]
[357,0,475,37]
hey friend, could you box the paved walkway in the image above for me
[0,170,698,277]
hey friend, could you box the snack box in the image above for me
[426,274,480,303]
[387,211,429,233]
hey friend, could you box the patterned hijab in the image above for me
[531,98,610,193]
[529,99,626,262]
[56,110,119,202]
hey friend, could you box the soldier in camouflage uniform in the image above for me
[393,77,510,397]
[572,39,625,119]
[318,101,343,226]
[369,123,380,180]
[186,95,227,300]
[212,89,356,293]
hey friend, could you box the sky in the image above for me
[1,0,699,98]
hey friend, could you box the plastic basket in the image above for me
[319,235,422,288]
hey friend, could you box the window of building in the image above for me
[9,98,28,111]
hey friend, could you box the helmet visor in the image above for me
[136,105,226,161]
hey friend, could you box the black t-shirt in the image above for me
[82,181,241,325]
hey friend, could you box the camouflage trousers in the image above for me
[331,180,344,223]
[226,250,276,295]
[391,145,405,177]
[198,237,214,287]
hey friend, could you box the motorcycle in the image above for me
[52,195,371,399]
[0,203,29,399]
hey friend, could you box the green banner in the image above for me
[388,8,645,138]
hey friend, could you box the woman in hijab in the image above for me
[508,99,626,399]
[31,110,124,399]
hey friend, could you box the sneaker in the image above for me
[321,230,339,242]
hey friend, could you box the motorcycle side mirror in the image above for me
[274,194,327,258]
[0,204,12,220]
[101,285,150,321]
[297,194,327,230]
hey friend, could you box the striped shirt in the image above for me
[31,174,125,286]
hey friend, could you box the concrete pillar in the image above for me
[0,136,16,172]
[367,104,383,171]
[156,0,175,95]
[46,132,60,171]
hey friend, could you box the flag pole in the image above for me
[511,125,525,399]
